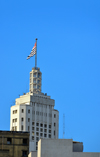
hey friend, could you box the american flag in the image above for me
[27,43,36,59]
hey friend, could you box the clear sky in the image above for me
[0,0,100,152]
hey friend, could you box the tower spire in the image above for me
[35,38,38,68]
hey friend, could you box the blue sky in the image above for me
[0,0,100,152]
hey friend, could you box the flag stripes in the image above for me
[27,43,36,60]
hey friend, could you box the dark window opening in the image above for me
[54,114,56,118]
[32,136,34,140]
[23,138,27,145]
[54,123,56,126]
[49,125,51,128]
[22,151,27,157]
[7,138,12,144]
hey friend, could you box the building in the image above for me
[0,131,29,157]
[10,67,59,152]
[28,139,100,157]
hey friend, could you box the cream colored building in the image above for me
[28,139,100,157]
[10,67,59,152]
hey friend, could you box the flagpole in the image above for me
[35,38,38,68]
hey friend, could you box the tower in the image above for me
[10,40,59,152]
[30,67,42,93]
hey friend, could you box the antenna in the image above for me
[63,114,65,139]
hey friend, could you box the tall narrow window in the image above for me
[15,126,17,131]
[22,109,24,113]
[54,114,56,118]
[21,125,23,131]
[54,123,56,126]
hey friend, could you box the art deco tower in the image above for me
[10,40,59,152]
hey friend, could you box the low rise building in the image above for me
[0,131,29,157]
[28,139,100,157]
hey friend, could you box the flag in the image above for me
[27,43,36,59]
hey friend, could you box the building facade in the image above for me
[10,67,59,152]
[29,139,100,157]
[0,131,29,157]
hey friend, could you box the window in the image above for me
[40,133,43,137]
[32,132,34,136]
[34,73,36,77]
[40,123,43,127]
[28,110,30,113]
[49,125,51,128]
[36,137,39,141]
[32,127,34,130]
[49,130,51,133]
[36,132,39,136]
[33,79,36,83]
[28,118,30,122]
[44,129,47,132]
[7,138,11,144]
[49,134,51,138]
[38,80,40,83]
[32,136,34,140]
[54,123,56,126]
[28,126,29,131]
[54,114,56,118]
[12,119,14,123]
[36,123,39,126]
[21,118,24,121]
[40,128,43,132]
[12,127,14,131]
[54,131,55,136]
[15,126,17,131]
[44,134,47,137]
[33,85,36,89]
[36,128,39,131]
[22,151,27,157]
[38,73,41,78]
[13,110,17,114]
[21,125,23,131]
[32,122,34,125]
[37,85,40,89]
[23,139,27,145]
[22,109,24,113]
[44,124,47,128]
